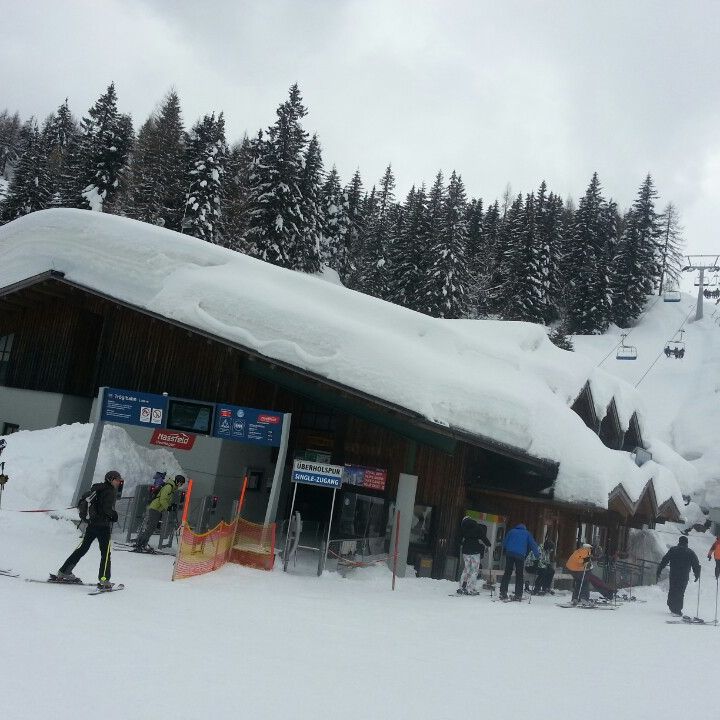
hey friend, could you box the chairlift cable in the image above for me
[596,295,664,367]
[634,306,695,388]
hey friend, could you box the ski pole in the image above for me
[695,573,701,621]
[715,577,718,626]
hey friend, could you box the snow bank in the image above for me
[0,423,184,511]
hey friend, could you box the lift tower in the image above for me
[683,254,719,320]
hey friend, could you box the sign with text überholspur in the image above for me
[291,459,343,489]
[212,403,283,447]
[101,388,168,428]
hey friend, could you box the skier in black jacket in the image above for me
[56,470,122,588]
[656,535,700,616]
[457,516,491,595]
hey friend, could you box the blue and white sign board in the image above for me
[101,388,167,428]
[291,459,343,489]
[213,403,283,447]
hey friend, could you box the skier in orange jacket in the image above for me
[707,537,720,580]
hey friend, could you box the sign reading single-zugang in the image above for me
[291,459,343,489]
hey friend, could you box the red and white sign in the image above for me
[258,414,281,424]
[150,429,196,450]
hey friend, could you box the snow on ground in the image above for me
[0,509,717,720]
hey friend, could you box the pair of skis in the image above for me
[113,542,174,556]
[25,574,124,595]
[666,615,717,626]
[0,568,19,578]
[556,601,618,610]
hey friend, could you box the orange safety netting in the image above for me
[172,517,276,580]
[172,518,238,580]
[228,517,275,571]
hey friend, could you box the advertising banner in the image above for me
[149,429,196,450]
[342,465,388,492]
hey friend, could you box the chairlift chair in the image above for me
[663,289,681,302]
[616,334,637,361]
[664,330,686,359]
[663,341,685,359]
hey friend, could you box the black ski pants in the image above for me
[135,508,162,549]
[714,559,720,581]
[667,576,689,615]
[60,524,112,582]
[569,569,590,602]
[500,555,525,599]
[533,566,555,593]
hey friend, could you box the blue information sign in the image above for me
[291,459,343,489]
[101,388,168,428]
[212,403,283,447]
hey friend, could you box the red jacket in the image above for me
[708,539,720,560]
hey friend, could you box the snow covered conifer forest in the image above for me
[0,84,685,334]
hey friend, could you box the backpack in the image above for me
[149,482,175,505]
[78,484,102,522]
[148,472,168,501]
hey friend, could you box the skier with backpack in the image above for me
[133,474,185,552]
[56,470,123,588]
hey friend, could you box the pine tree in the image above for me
[358,165,395,299]
[0,111,25,177]
[535,182,565,322]
[41,100,78,206]
[69,83,134,211]
[0,120,52,222]
[477,201,501,315]
[502,192,546,323]
[344,169,365,288]
[389,184,429,310]
[321,166,351,278]
[493,193,525,317]
[300,134,325,268]
[657,202,685,295]
[464,197,484,315]
[183,112,228,243]
[126,91,186,230]
[223,133,260,253]
[610,175,662,326]
[244,85,320,272]
[564,173,613,334]
[423,171,470,318]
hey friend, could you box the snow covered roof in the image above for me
[0,210,684,516]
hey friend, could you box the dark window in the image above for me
[298,402,336,432]
[2,422,19,435]
[0,334,13,385]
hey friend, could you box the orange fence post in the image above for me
[392,510,400,591]
[181,479,194,526]
[238,475,248,516]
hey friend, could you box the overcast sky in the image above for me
[2,0,719,255]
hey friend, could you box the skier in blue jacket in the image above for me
[499,523,540,601]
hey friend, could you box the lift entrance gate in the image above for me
[72,387,291,537]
